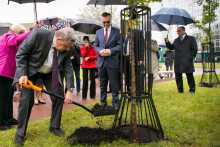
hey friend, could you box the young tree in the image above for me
[125,0,162,137]
[192,0,219,43]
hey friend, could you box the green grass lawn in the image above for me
[159,62,220,69]
[1,75,220,146]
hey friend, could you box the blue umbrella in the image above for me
[152,7,195,26]
[152,7,195,37]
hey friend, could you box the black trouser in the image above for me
[0,76,14,126]
[166,65,173,77]
[82,68,96,98]
[175,73,195,92]
[16,72,64,137]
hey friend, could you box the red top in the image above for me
[80,45,98,69]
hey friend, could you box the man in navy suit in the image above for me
[94,12,120,109]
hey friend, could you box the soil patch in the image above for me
[91,103,116,117]
[67,126,159,145]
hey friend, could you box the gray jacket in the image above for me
[163,51,175,66]
[13,29,74,89]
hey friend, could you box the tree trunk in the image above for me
[129,29,138,136]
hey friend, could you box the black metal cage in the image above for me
[200,43,220,87]
[112,6,164,144]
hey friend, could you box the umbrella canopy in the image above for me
[158,43,167,47]
[71,19,102,34]
[0,22,12,36]
[38,16,70,30]
[137,21,167,32]
[86,0,127,6]
[8,0,55,23]
[65,18,78,26]
[152,21,167,31]
[151,7,195,26]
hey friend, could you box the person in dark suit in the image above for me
[163,47,175,78]
[123,30,144,100]
[13,27,76,146]
[165,26,198,95]
[94,12,120,110]
[71,39,81,94]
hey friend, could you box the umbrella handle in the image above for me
[21,80,42,92]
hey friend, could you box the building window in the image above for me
[216,40,220,46]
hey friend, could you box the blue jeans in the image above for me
[74,65,80,91]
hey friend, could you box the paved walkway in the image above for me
[12,67,220,122]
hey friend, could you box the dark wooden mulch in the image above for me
[91,103,116,117]
[67,126,160,146]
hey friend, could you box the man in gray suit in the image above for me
[13,27,76,146]
[94,12,120,109]
[165,26,198,94]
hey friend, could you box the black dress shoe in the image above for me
[14,134,24,146]
[0,125,13,131]
[38,100,46,104]
[101,103,107,107]
[160,76,164,79]
[107,91,112,93]
[113,106,118,110]
[8,118,18,125]
[49,127,65,137]
[82,97,87,100]
[90,96,96,99]
[176,90,183,93]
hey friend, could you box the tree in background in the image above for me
[77,5,120,26]
[192,0,219,43]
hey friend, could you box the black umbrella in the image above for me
[65,18,78,26]
[8,0,55,23]
[71,19,102,34]
[87,0,127,14]
[137,21,167,32]
[87,0,127,6]
[0,22,12,36]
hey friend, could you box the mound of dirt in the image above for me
[67,126,159,145]
[91,103,116,117]
[67,127,127,145]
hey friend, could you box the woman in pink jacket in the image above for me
[0,24,36,131]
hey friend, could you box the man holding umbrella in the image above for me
[94,12,120,110]
[165,26,198,95]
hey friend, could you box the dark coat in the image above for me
[166,34,198,73]
[163,51,175,66]
[13,29,74,89]
[71,42,81,66]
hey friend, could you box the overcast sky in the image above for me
[0,0,125,24]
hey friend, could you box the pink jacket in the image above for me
[0,31,32,79]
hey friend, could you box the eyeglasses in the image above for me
[177,30,182,32]
[102,21,110,24]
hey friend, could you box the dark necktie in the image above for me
[105,29,108,44]
[180,37,183,42]
[52,47,59,92]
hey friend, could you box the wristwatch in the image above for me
[67,88,74,92]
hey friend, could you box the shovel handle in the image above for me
[21,80,42,92]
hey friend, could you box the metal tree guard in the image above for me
[113,6,164,144]
[200,43,220,87]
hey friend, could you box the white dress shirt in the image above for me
[39,37,58,74]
